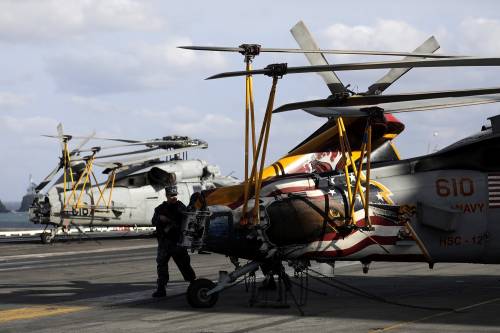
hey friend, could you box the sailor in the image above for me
[152,184,196,297]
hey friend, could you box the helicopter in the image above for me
[171,21,500,309]
[29,123,238,244]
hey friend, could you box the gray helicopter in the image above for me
[171,21,500,309]
[30,124,237,243]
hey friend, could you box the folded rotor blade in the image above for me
[273,87,500,113]
[94,145,207,169]
[367,36,440,95]
[56,123,65,150]
[179,45,462,58]
[291,20,346,94]
[206,57,500,80]
[42,136,206,151]
[302,96,500,118]
[69,130,96,155]
[42,135,138,143]
[75,139,204,153]
[35,165,62,192]
[72,148,160,162]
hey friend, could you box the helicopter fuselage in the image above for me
[184,124,500,265]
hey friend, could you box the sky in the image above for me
[1,0,500,201]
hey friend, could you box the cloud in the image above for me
[145,37,227,70]
[460,17,500,54]
[46,40,227,95]
[47,50,151,94]
[0,92,30,110]
[133,107,241,139]
[323,19,429,52]
[0,0,164,42]
[0,115,59,134]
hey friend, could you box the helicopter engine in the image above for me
[180,186,348,260]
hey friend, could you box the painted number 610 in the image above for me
[436,178,474,197]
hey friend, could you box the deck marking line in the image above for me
[0,244,156,261]
[370,297,500,332]
[0,305,89,324]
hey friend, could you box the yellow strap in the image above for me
[107,170,116,208]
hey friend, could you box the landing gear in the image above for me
[362,261,371,274]
[40,228,57,244]
[187,279,219,308]
[186,261,260,309]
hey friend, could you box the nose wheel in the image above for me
[40,228,57,244]
[187,278,219,308]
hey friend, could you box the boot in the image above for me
[152,284,166,298]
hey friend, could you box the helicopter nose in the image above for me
[28,194,51,224]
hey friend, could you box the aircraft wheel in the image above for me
[40,232,53,244]
[187,278,218,308]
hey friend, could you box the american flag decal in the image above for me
[488,173,500,208]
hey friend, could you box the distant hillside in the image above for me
[0,200,9,213]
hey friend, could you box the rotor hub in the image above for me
[238,44,261,61]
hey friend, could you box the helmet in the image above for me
[165,185,178,196]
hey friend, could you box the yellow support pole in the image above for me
[337,118,353,207]
[107,170,116,208]
[63,160,67,209]
[64,166,87,210]
[75,157,95,209]
[248,70,257,158]
[64,143,75,186]
[242,61,255,219]
[348,119,375,226]
[62,141,69,207]
[338,117,367,209]
[252,76,278,224]
[348,142,367,224]
[244,61,251,182]
[364,124,373,229]
[95,173,113,207]
[241,89,273,224]
[90,171,105,207]
[241,108,270,224]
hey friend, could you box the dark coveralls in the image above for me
[152,200,196,287]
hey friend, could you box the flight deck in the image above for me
[1,238,499,333]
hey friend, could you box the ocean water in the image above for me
[0,212,39,230]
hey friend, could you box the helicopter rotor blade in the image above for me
[367,36,440,95]
[34,165,62,192]
[290,20,346,94]
[301,96,500,118]
[56,123,66,151]
[42,134,138,143]
[74,139,205,153]
[69,130,96,155]
[94,145,207,169]
[72,147,160,162]
[178,45,463,58]
[206,57,500,80]
[273,87,500,113]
